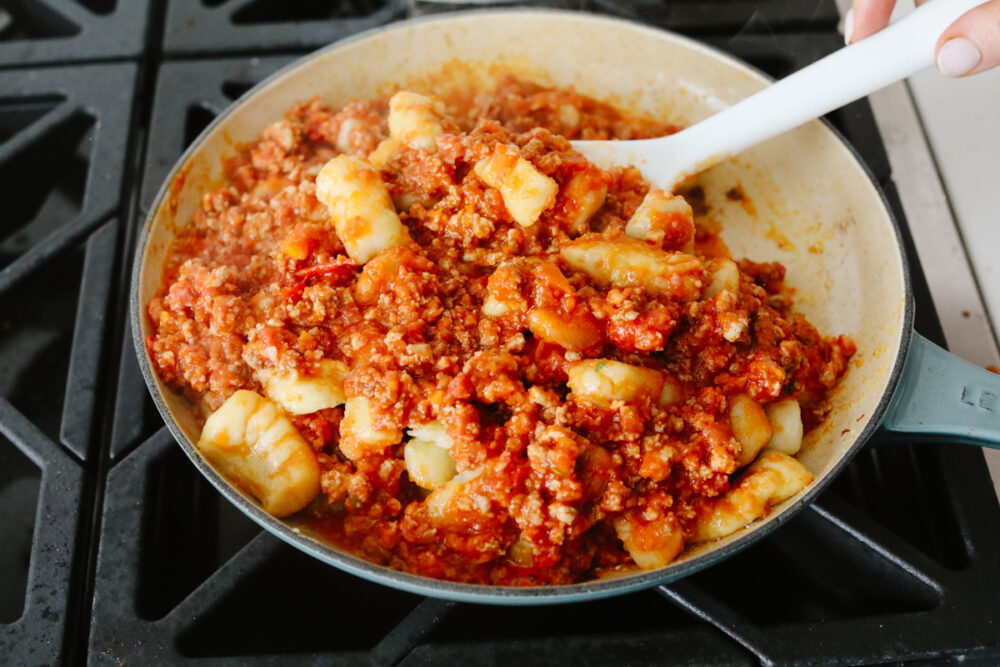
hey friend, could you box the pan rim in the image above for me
[129,7,915,605]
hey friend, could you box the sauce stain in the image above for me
[765,221,795,252]
[679,184,709,217]
[168,167,188,218]
[725,182,756,217]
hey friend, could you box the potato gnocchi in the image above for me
[474,143,558,227]
[560,234,705,301]
[694,452,814,542]
[197,391,320,518]
[388,91,449,153]
[625,188,694,251]
[315,154,411,263]
[258,359,349,415]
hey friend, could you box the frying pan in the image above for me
[131,10,1000,604]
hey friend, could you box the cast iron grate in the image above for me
[0,64,137,460]
[0,61,137,664]
[0,400,87,666]
[0,66,135,309]
[0,0,151,67]
[89,25,1000,664]
[161,0,406,56]
[0,219,119,664]
[87,426,1000,663]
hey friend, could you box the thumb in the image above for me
[937,0,1000,76]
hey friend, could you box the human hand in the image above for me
[846,0,1000,76]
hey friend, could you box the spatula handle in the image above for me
[663,0,984,185]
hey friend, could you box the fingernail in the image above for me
[937,37,981,77]
[843,8,854,44]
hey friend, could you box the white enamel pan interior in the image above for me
[131,10,911,604]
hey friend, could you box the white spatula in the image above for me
[571,0,983,190]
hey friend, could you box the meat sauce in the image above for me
[146,76,855,585]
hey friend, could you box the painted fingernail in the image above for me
[843,7,854,44]
[937,37,981,77]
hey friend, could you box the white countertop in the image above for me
[836,1,1000,497]
[908,66,1000,337]
[909,65,1000,496]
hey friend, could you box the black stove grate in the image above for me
[162,0,407,56]
[0,400,87,666]
[0,61,138,664]
[0,1,152,66]
[1,1,998,664]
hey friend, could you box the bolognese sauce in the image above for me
[146,76,855,585]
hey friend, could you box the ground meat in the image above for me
[147,76,854,586]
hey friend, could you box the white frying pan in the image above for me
[130,10,1000,604]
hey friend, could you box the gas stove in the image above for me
[1,1,998,664]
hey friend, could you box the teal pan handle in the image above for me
[882,332,1000,448]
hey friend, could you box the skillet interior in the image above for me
[133,10,910,603]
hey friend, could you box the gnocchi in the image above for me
[257,359,349,415]
[527,307,601,351]
[560,166,609,235]
[339,395,403,461]
[704,257,740,298]
[560,234,705,301]
[693,451,813,542]
[425,466,486,525]
[315,155,412,263]
[613,510,685,570]
[474,143,558,227]
[388,91,448,153]
[353,247,431,305]
[506,535,535,567]
[567,359,664,406]
[730,393,772,468]
[624,188,694,250]
[335,117,360,154]
[197,390,320,518]
[404,439,457,490]
[367,137,399,169]
[764,398,804,455]
[408,420,454,450]
[405,421,458,489]
[659,374,684,406]
[482,295,510,317]
[482,261,527,317]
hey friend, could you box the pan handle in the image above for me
[882,333,1000,448]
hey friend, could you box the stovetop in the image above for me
[1,1,998,665]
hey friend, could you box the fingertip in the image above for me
[936,0,1000,76]
[937,37,981,77]
[844,7,855,44]
[851,0,896,42]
